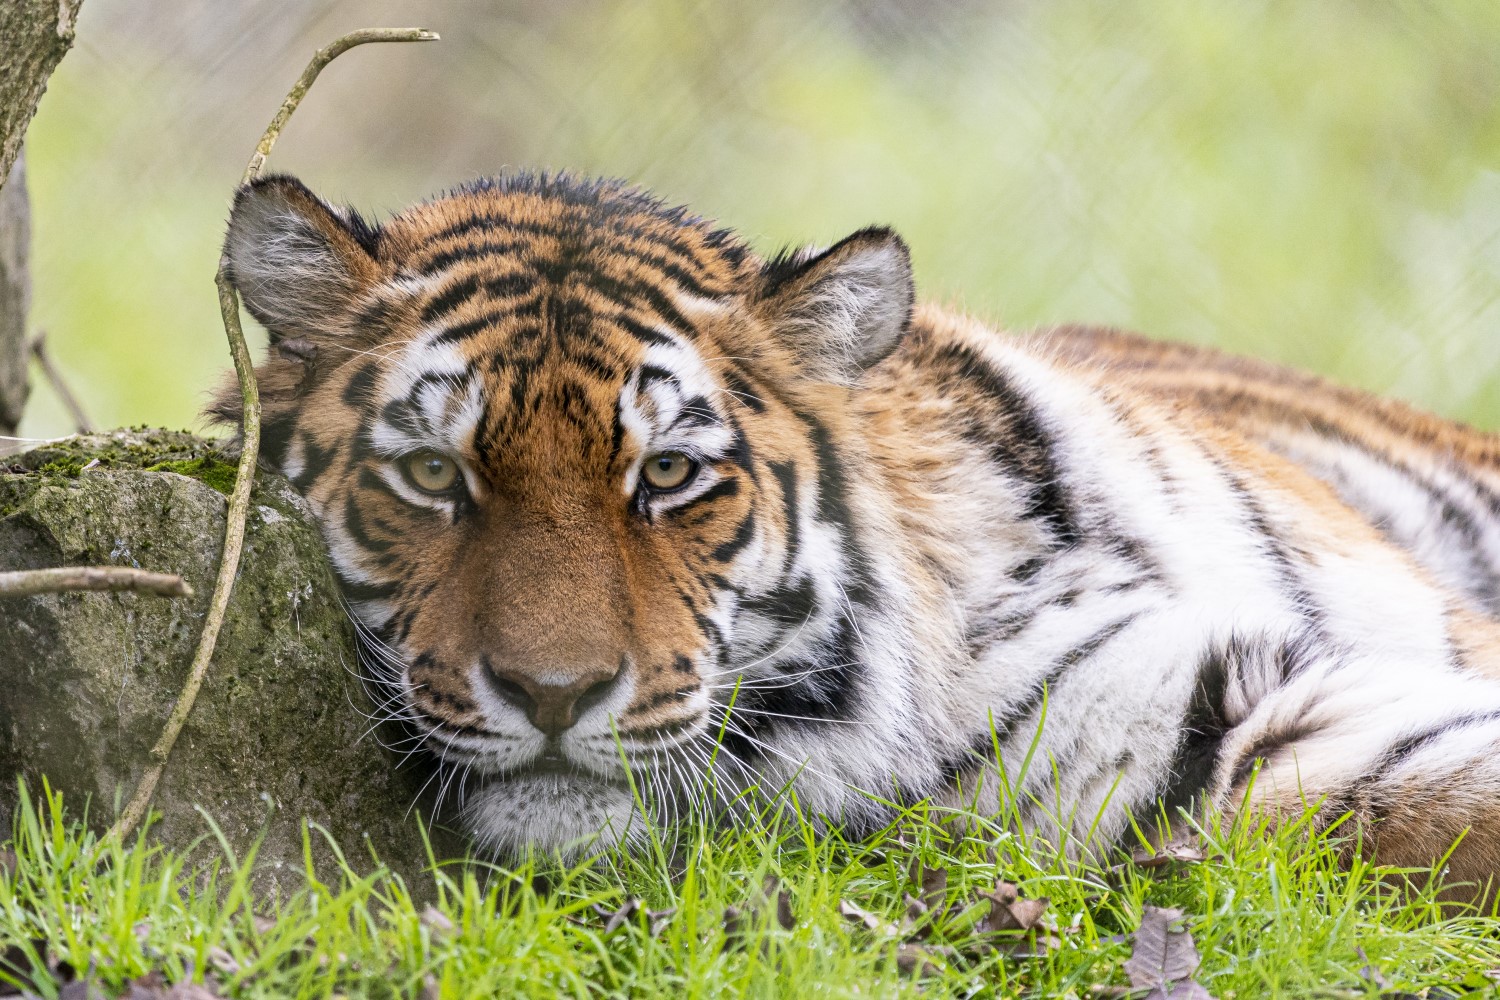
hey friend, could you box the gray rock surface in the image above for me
[0,428,464,891]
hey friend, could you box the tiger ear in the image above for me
[757,227,914,384]
[223,174,381,343]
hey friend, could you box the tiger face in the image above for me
[214,174,916,853]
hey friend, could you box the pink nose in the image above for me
[484,660,622,736]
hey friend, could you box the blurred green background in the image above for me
[16,0,1500,438]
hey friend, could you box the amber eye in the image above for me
[403,451,460,494]
[641,451,698,492]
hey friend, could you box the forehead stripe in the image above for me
[613,314,681,349]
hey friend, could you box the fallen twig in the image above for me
[0,566,191,599]
[28,330,92,433]
[108,25,439,843]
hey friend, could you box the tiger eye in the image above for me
[405,451,459,493]
[641,452,698,492]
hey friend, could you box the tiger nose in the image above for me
[484,660,622,736]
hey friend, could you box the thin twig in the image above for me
[108,26,439,843]
[0,566,191,599]
[28,331,93,433]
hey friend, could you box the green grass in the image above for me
[4,781,1499,999]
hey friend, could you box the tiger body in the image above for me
[216,173,1500,890]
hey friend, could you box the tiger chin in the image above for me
[213,171,1500,896]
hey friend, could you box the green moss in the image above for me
[145,455,238,496]
[14,429,217,477]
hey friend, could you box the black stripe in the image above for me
[260,413,295,471]
[291,433,336,491]
[1228,719,1323,788]
[712,513,756,563]
[340,578,398,602]
[416,239,528,275]
[430,305,540,346]
[639,363,677,387]
[930,341,1080,547]
[341,362,381,411]
[1006,615,1139,727]
[1157,642,1233,816]
[741,576,818,631]
[1384,709,1500,770]
[670,395,721,431]
[768,461,802,578]
[1206,452,1328,635]
[721,364,766,413]
[343,493,392,554]
[420,274,481,323]
[612,313,679,348]
[672,476,739,514]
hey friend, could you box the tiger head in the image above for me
[212,173,921,853]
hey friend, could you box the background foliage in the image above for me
[16,0,1500,437]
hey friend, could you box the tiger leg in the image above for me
[1215,664,1500,905]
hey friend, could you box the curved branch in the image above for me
[108,26,439,843]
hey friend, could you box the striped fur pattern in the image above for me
[215,173,1500,895]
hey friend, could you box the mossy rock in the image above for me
[0,428,464,891]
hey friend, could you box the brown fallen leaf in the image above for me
[763,875,795,931]
[206,947,239,977]
[0,846,15,879]
[895,943,944,978]
[722,904,745,946]
[420,905,455,938]
[1127,835,1208,872]
[838,899,901,938]
[977,882,1051,933]
[595,898,641,934]
[911,863,949,913]
[646,907,676,938]
[1123,906,1215,1000]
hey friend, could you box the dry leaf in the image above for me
[0,847,15,879]
[163,985,227,1000]
[895,943,943,978]
[206,947,239,977]
[1124,907,1215,1000]
[762,875,795,930]
[911,864,948,912]
[1128,836,1207,872]
[1354,946,1392,990]
[978,883,1050,934]
[598,898,641,934]
[839,899,901,938]
[646,907,676,938]
[720,903,747,952]
[420,905,454,938]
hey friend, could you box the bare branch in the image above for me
[29,330,92,433]
[0,566,191,598]
[109,26,439,843]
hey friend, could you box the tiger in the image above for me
[212,171,1500,897]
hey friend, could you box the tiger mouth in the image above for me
[499,750,630,788]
